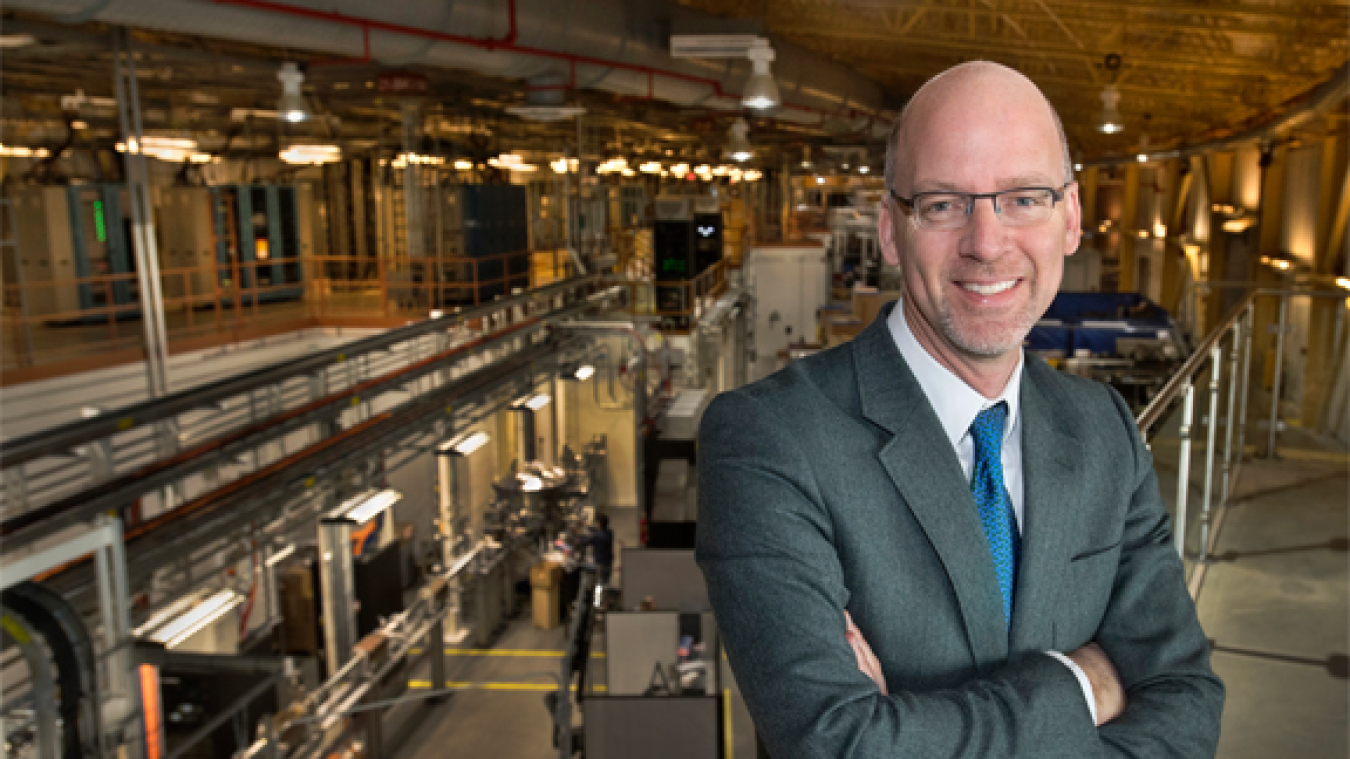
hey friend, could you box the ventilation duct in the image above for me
[12,0,894,137]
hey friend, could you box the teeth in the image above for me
[961,280,1016,295]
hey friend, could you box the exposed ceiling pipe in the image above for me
[12,0,895,138]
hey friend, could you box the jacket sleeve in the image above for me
[1094,386,1225,757]
[695,389,1102,759]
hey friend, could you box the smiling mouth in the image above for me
[958,279,1018,295]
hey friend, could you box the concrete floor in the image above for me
[388,435,1348,759]
[1195,435,1349,759]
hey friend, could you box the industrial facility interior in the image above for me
[0,1,1346,757]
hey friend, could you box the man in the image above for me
[696,62,1223,757]
[586,513,615,587]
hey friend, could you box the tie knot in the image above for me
[970,402,1008,456]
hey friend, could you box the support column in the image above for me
[318,517,358,676]
[1160,160,1190,314]
[113,29,171,400]
[401,100,424,263]
[1118,162,1140,293]
[1304,135,1350,427]
[1079,166,1099,234]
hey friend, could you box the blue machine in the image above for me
[1029,292,1188,408]
[65,184,137,319]
[210,185,304,304]
[1028,292,1183,359]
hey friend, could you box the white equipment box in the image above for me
[745,241,830,383]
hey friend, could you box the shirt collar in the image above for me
[886,300,1023,448]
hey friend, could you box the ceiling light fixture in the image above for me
[1098,84,1123,134]
[742,39,780,110]
[0,145,51,158]
[671,34,780,110]
[279,144,341,165]
[726,118,755,162]
[277,62,310,123]
[0,34,38,49]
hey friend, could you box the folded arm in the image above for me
[1090,387,1225,756]
[696,390,1099,758]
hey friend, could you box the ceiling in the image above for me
[676,0,1350,159]
[1,15,779,179]
[1,2,1346,178]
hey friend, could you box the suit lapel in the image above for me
[853,306,1010,669]
[1009,359,1080,652]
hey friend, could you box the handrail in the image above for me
[1137,291,1256,435]
[0,275,601,468]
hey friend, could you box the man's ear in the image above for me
[879,200,902,267]
[1063,182,1083,257]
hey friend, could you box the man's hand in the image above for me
[1067,642,1126,725]
[845,612,888,695]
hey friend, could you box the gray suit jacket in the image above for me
[696,302,1223,758]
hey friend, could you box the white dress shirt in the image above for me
[886,302,1099,724]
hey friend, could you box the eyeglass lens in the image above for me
[915,188,1058,228]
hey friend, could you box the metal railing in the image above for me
[0,250,580,375]
[1138,282,1350,572]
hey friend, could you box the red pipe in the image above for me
[213,0,878,123]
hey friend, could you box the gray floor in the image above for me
[391,437,1349,759]
[1195,435,1349,759]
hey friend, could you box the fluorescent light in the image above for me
[133,595,199,638]
[574,365,595,381]
[0,34,37,49]
[859,166,870,174]
[1074,163,1083,171]
[440,431,490,456]
[151,590,243,648]
[518,474,543,492]
[279,144,340,165]
[816,176,824,184]
[1136,154,1148,163]
[454,159,474,170]
[526,394,551,411]
[640,162,662,174]
[265,544,296,567]
[338,489,401,524]
[0,145,50,158]
[1335,277,1350,290]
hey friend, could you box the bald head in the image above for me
[884,62,1073,198]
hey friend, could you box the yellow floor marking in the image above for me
[407,648,604,657]
[408,680,607,692]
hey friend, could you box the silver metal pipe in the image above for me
[1221,322,1242,503]
[1200,346,1223,562]
[1266,293,1289,457]
[1236,305,1255,470]
[1175,381,1196,559]
[1139,293,1256,435]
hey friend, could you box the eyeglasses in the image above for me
[890,183,1073,230]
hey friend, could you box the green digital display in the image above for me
[662,259,687,274]
[93,200,107,243]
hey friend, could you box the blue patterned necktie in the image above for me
[970,402,1020,626]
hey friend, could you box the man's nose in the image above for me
[960,197,1009,260]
